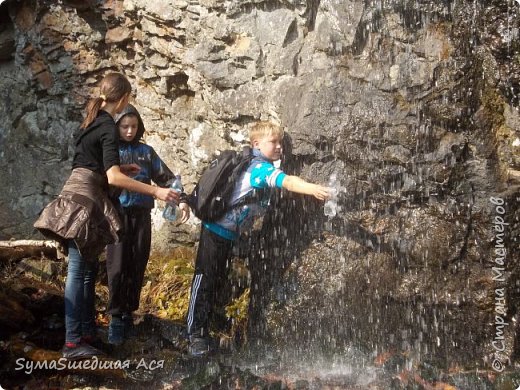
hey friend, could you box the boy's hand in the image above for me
[155,187,181,203]
[120,163,141,177]
[179,202,191,223]
[313,184,333,201]
[282,175,334,200]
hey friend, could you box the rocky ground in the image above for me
[1,245,520,390]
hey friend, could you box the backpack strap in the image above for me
[228,147,268,210]
[242,145,252,159]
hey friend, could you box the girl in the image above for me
[34,73,179,360]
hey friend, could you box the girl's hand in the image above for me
[178,202,191,223]
[155,187,181,203]
[120,163,140,177]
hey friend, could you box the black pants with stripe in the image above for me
[187,225,234,337]
[106,207,152,316]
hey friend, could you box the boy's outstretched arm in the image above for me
[281,175,332,201]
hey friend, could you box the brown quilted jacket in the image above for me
[34,167,122,261]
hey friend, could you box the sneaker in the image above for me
[62,343,105,360]
[80,336,112,354]
[108,315,125,345]
[188,336,210,357]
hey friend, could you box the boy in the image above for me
[106,104,190,345]
[186,121,330,356]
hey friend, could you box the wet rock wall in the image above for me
[0,0,519,367]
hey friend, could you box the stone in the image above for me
[0,22,15,60]
[16,258,61,281]
[383,145,411,164]
[105,26,133,44]
[123,0,183,22]
[13,3,36,32]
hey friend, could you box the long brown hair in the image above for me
[80,73,132,129]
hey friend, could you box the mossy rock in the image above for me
[181,361,284,390]
[493,371,520,390]
[446,372,494,389]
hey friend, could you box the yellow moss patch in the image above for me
[481,87,505,128]
[225,288,250,338]
[140,248,196,321]
[139,248,251,341]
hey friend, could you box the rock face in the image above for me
[0,0,519,368]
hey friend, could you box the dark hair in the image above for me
[116,112,138,126]
[80,73,132,129]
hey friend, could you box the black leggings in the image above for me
[106,207,151,316]
[187,226,234,336]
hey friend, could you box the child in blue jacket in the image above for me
[186,121,331,356]
[106,104,190,345]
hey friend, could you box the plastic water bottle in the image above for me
[324,173,345,218]
[163,175,183,221]
[323,188,339,218]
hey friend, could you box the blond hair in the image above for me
[249,121,284,143]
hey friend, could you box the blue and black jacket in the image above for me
[114,105,179,210]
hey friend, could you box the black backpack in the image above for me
[188,146,255,222]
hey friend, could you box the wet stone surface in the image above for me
[2,304,520,389]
